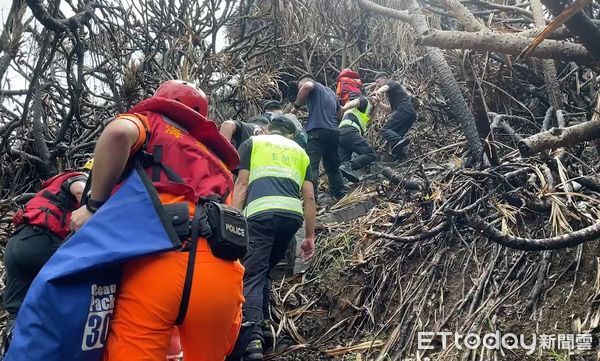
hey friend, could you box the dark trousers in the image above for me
[339,127,377,170]
[3,225,63,319]
[381,109,416,145]
[242,214,302,326]
[307,128,345,199]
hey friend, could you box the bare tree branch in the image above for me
[418,29,594,64]
[469,216,600,250]
[541,0,600,59]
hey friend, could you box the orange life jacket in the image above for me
[116,111,233,207]
[336,69,364,106]
[15,172,86,239]
[128,96,239,172]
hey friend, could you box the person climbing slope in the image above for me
[336,68,365,106]
[338,95,378,182]
[294,74,346,201]
[232,115,317,361]
[262,100,307,148]
[373,72,416,160]
[1,161,91,353]
[70,80,245,361]
[220,116,270,150]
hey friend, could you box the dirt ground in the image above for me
[267,191,600,361]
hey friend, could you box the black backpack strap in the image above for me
[175,202,202,325]
[222,188,231,202]
[41,189,74,226]
[232,120,245,147]
[41,190,67,207]
[152,146,163,182]
[141,145,184,184]
[161,164,184,184]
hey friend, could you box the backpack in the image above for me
[336,69,364,106]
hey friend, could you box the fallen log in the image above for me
[381,167,424,191]
[517,120,600,156]
[462,0,533,19]
[417,29,593,64]
[567,170,600,193]
[490,115,524,143]
[469,216,600,250]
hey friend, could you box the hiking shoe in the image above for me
[245,339,264,361]
[339,162,360,183]
[391,138,410,155]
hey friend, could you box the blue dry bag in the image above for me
[4,166,181,361]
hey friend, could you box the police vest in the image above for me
[339,100,372,135]
[245,134,310,219]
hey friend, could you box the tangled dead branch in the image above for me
[1,0,600,360]
[469,216,600,250]
[270,118,600,359]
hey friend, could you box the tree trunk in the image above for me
[465,55,499,165]
[0,0,25,81]
[418,29,593,64]
[407,1,483,165]
[357,0,484,165]
[31,81,55,177]
[440,0,484,32]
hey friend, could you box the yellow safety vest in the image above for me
[339,101,372,135]
[245,134,310,218]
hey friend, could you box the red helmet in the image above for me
[338,68,360,80]
[153,80,208,117]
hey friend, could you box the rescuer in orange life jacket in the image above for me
[69,80,245,361]
[3,160,92,342]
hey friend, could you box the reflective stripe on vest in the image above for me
[245,134,310,218]
[339,118,362,133]
[339,102,372,135]
[250,165,303,185]
[245,196,303,218]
